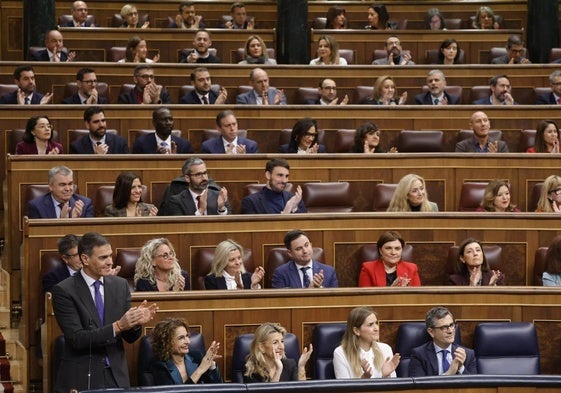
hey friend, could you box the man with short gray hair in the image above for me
[537,70,561,104]
[414,70,460,105]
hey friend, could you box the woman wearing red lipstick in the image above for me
[477,180,520,212]
[448,238,505,286]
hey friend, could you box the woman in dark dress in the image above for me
[350,122,396,153]
[15,115,62,155]
[278,118,326,154]
[104,171,158,217]
[244,323,313,382]
[448,238,505,286]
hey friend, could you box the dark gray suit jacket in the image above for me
[166,186,231,216]
[236,88,287,105]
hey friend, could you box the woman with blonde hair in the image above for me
[238,35,277,65]
[472,6,499,30]
[334,306,400,379]
[477,180,519,212]
[244,323,313,382]
[387,174,438,212]
[536,175,561,212]
[309,35,347,66]
[204,239,265,290]
[120,4,150,28]
[364,76,407,105]
[134,238,189,291]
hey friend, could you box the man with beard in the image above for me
[132,107,193,154]
[409,306,477,376]
[70,107,129,154]
[241,158,307,214]
[169,1,205,29]
[455,111,509,153]
[179,67,227,104]
[62,68,107,104]
[414,70,461,105]
[165,157,230,216]
[372,35,415,65]
[306,78,349,105]
[118,64,171,104]
[472,74,518,105]
[178,29,221,63]
[0,65,52,104]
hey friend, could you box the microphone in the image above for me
[88,318,93,390]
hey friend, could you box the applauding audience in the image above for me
[16,115,62,155]
[448,238,505,286]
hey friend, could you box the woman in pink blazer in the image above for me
[358,231,421,287]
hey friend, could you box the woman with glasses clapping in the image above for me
[134,238,190,291]
[536,175,561,212]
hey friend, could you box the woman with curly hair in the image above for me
[279,117,326,154]
[150,318,222,385]
[387,174,438,212]
[204,239,264,290]
[134,238,189,291]
[472,6,499,30]
[349,122,396,153]
[448,238,505,286]
[104,171,158,217]
[334,306,400,379]
[244,322,312,382]
[477,180,519,212]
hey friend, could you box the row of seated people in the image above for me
[41,228,560,297]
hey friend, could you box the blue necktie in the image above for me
[301,267,310,288]
[440,349,450,374]
[93,280,104,325]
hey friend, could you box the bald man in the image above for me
[455,111,509,153]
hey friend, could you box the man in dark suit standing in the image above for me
[236,68,286,105]
[29,30,76,62]
[241,158,307,214]
[179,67,227,104]
[537,70,561,105]
[201,110,258,154]
[62,68,107,104]
[132,107,193,154]
[414,70,461,105]
[51,232,157,392]
[28,165,94,219]
[59,1,95,27]
[71,107,129,154]
[409,306,477,376]
[42,235,81,294]
[118,64,172,104]
[165,157,230,216]
[271,230,338,288]
[0,65,52,104]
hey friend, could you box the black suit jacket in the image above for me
[70,133,129,154]
[536,92,557,105]
[179,90,219,104]
[204,272,252,289]
[0,90,45,104]
[59,20,95,27]
[51,272,142,391]
[62,92,107,105]
[30,49,69,62]
[42,263,71,294]
[240,188,307,214]
[166,187,231,216]
[118,87,172,104]
[178,50,221,64]
[132,133,193,154]
[409,342,477,377]
[414,91,461,105]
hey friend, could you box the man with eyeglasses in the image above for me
[537,70,561,105]
[163,157,230,216]
[491,35,530,65]
[455,111,509,153]
[132,107,193,154]
[201,110,258,154]
[118,64,171,104]
[62,67,106,104]
[372,35,415,65]
[60,1,96,27]
[306,78,349,105]
[409,306,477,376]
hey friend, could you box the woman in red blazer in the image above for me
[358,231,421,287]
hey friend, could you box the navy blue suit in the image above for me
[179,90,219,104]
[271,260,338,288]
[278,144,326,153]
[536,92,558,105]
[414,91,461,105]
[204,272,252,290]
[70,133,129,154]
[409,342,477,376]
[236,88,287,105]
[178,50,221,64]
[29,49,69,62]
[118,87,171,104]
[42,263,71,294]
[59,20,95,27]
[132,133,193,154]
[27,192,94,219]
[241,187,307,214]
[0,91,45,104]
[201,136,258,154]
[61,92,107,105]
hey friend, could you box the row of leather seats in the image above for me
[40,237,551,290]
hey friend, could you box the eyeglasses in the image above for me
[431,322,455,332]
[81,79,97,85]
[188,171,208,178]
[137,74,155,80]
[550,188,561,195]
[155,252,175,260]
